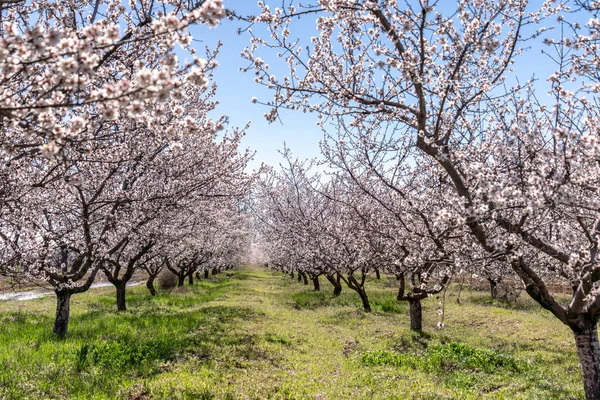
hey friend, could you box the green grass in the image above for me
[0,266,583,399]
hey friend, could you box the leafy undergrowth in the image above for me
[361,342,526,374]
[0,266,583,399]
[359,338,532,394]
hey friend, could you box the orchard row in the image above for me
[0,0,254,338]
[247,2,600,399]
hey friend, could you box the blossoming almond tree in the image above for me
[0,42,253,339]
[0,0,225,278]
[0,0,225,157]
[97,104,253,311]
[320,132,464,331]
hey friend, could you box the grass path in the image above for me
[0,265,584,399]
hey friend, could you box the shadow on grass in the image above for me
[72,305,267,374]
[291,289,408,317]
[465,294,546,313]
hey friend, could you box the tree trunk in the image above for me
[212,268,218,275]
[344,274,371,312]
[335,274,342,296]
[53,291,72,338]
[333,284,342,296]
[177,274,185,287]
[312,275,320,291]
[397,274,405,301]
[297,273,302,282]
[146,274,157,296]
[204,269,209,279]
[290,271,294,279]
[326,274,342,296]
[188,271,194,285]
[409,299,423,331]
[358,287,371,312]
[488,278,499,299]
[375,269,381,280]
[301,272,308,285]
[116,281,127,312]
[574,325,600,400]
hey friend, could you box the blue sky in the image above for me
[189,1,323,172]
[189,0,574,172]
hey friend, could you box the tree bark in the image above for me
[358,288,371,312]
[397,273,405,301]
[188,271,194,285]
[488,278,499,299]
[212,268,218,275]
[333,285,342,296]
[409,299,423,332]
[574,325,600,400]
[204,269,209,279]
[297,273,302,282]
[116,281,127,312]
[312,275,320,291]
[334,274,342,296]
[146,274,157,296]
[177,274,185,287]
[53,291,72,338]
[290,271,295,279]
[326,274,342,296]
[343,273,371,312]
[301,272,308,285]
[375,269,381,280]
